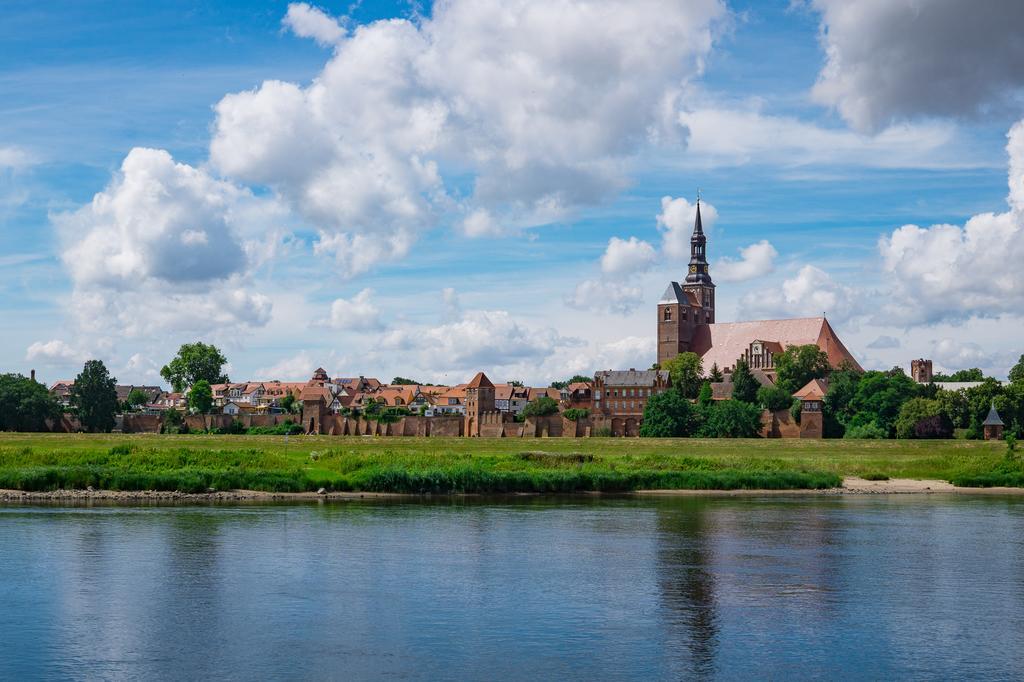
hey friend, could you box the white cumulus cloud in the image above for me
[282,3,346,46]
[878,119,1024,324]
[321,288,384,331]
[600,236,658,277]
[25,339,88,365]
[657,195,718,261]
[739,264,860,324]
[714,239,777,282]
[565,279,645,315]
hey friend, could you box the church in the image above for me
[657,200,861,377]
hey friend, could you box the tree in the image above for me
[563,408,590,421]
[695,400,762,438]
[640,390,697,437]
[846,369,920,438]
[508,379,525,387]
[160,342,229,393]
[0,373,61,431]
[70,360,118,433]
[697,381,713,407]
[774,344,831,394]
[550,375,591,390]
[522,396,559,418]
[125,388,149,412]
[707,363,724,382]
[663,352,703,399]
[1009,354,1024,385]
[822,362,862,437]
[757,385,794,412]
[932,368,985,382]
[280,393,299,414]
[390,376,420,385]
[188,380,213,414]
[730,359,759,403]
[895,398,952,439]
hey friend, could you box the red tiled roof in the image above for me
[692,317,862,373]
[793,378,828,400]
[466,372,494,389]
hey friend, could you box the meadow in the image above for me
[0,433,1018,494]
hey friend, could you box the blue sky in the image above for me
[3,0,1024,386]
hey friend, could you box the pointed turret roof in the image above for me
[466,372,494,389]
[983,403,1004,426]
[693,199,704,237]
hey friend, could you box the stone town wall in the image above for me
[759,409,801,438]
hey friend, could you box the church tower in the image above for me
[657,197,715,366]
[682,199,715,324]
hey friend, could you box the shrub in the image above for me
[562,408,590,421]
[522,396,559,418]
[640,391,697,437]
[861,472,890,481]
[592,426,613,437]
[844,421,888,439]
[695,400,762,438]
[758,385,795,412]
[895,398,951,439]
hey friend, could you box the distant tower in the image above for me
[464,372,495,437]
[657,196,715,366]
[910,359,933,384]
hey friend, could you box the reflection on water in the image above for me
[1,496,1023,679]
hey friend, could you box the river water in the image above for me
[1,495,1023,680]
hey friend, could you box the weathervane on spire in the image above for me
[696,187,702,204]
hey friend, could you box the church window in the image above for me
[664,308,672,322]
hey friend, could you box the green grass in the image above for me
[0,433,1016,494]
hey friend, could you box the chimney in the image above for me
[30,369,36,382]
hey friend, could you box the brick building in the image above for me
[593,369,670,419]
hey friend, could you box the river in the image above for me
[1,495,1022,679]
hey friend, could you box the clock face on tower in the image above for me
[689,265,697,273]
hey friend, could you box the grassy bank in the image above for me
[0,433,1016,494]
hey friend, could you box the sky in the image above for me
[3,0,1024,388]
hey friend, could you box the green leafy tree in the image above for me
[663,352,704,399]
[522,396,559,418]
[730,359,759,403]
[70,360,119,433]
[757,385,795,412]
[932,368,985,382]
[697,381,713,407]
[280,393,299,414]
[125,388,149,412]
[822,362,862,437]
[774,344,831,394]
[707,363,724,382]
[0,373,61,431]
[160,342,229,393]
[390,377,421,385]
[1009,354,1024,385]
[895,398,952,439]
[187,380,213,414]
[846,369,921,438]
[695,400,762,438]
[843,422,887,439]
[508,379,525,387]
[550,375,591,390]
[640,390,697,437]
[562,408,591,421]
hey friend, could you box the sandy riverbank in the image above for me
[2,478,1024,503]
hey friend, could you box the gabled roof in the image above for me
[793,378,828,401]
[693,317,862,373]
[466,372,494,389]
[659,282,700,306]
[527,387,561,402]
[983,404,1004,426]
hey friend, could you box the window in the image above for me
[663,308,672,322]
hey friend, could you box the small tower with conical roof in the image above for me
[464,371,495,437]
[983,403,1005,440]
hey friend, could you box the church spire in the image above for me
[685,193,712,285]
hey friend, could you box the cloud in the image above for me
[739,264,860,324]
[25,339,88,365]
[677,107,978,169]
[565,279,644,315]
[282,3,346,46]
[809,0,1024,133]
[321,288,383,331]
[53,148,281,337]
[714,240,777,282]
[657,195,718,260]
[932,339,992,372]
[600,236,657,277]
[256,351,319,381]
[867,335,900,350]
[379,308,581,375]
[0,146,34,170]
[210,0,727,272]
[878,120,1024,324]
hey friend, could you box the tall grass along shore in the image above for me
[0,433,1017,495]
